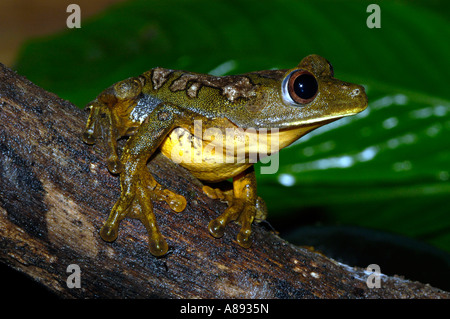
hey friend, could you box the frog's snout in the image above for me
[355,85,368,110]
[345,83,368,113]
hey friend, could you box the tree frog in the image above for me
[82,54,368,256]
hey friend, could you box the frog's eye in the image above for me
[283,70,318,105]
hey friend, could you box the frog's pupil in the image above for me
[294,74,318,100]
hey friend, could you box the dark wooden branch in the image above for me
[0,63,448,299]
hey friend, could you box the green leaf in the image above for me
[14,0,450,254]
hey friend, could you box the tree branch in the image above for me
[0,63,448,298]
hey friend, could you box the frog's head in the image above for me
[243,54,368,129]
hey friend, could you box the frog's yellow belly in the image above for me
[160,124,320,182]
[160,127,252,182]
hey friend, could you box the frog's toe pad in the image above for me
[100,223,118,242]
[202,186,221,199]
[163,190,186,212]
[237,229,252,248]
[106,157,123,175]
[208,218,226,238]
[149,235,169,257]
[82,131,96,144]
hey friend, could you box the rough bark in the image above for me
[0,63,448,299]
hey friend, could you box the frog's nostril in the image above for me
[350,88,360,97]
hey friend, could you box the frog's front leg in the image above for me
[205,167,266,248]
[100,102,187,256]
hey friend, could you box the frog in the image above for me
[82,54,368,256]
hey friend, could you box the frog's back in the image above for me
[139,67,277,124]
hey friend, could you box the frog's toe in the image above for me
[148,234,169,257]
[100,223,119,242]
[150,186,187,213]
[163,190,186,212]
[82,131,96,144]
[208,200,244,238]
[131,182,172,256]
[236,206,256,248]
[106,156,123,174]
[255,196,267,222]
[203,185,222,200]
[202,185,234,202]
[208,218,226,238]
[237,228,252,248]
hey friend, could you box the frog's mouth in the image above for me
[252,112,348,130]
[274,117,343,149]
[284,114,347,128]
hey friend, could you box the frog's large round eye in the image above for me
[284,70,318,105]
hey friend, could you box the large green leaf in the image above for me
[14,0,450,256]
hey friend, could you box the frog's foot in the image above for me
[203,186,266,248]
[82,77,145,175]
[99,184,168,256]
[100,169,186,256]
[208,198,255,248]
[83,100,124,174]
[203,186,267,221]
